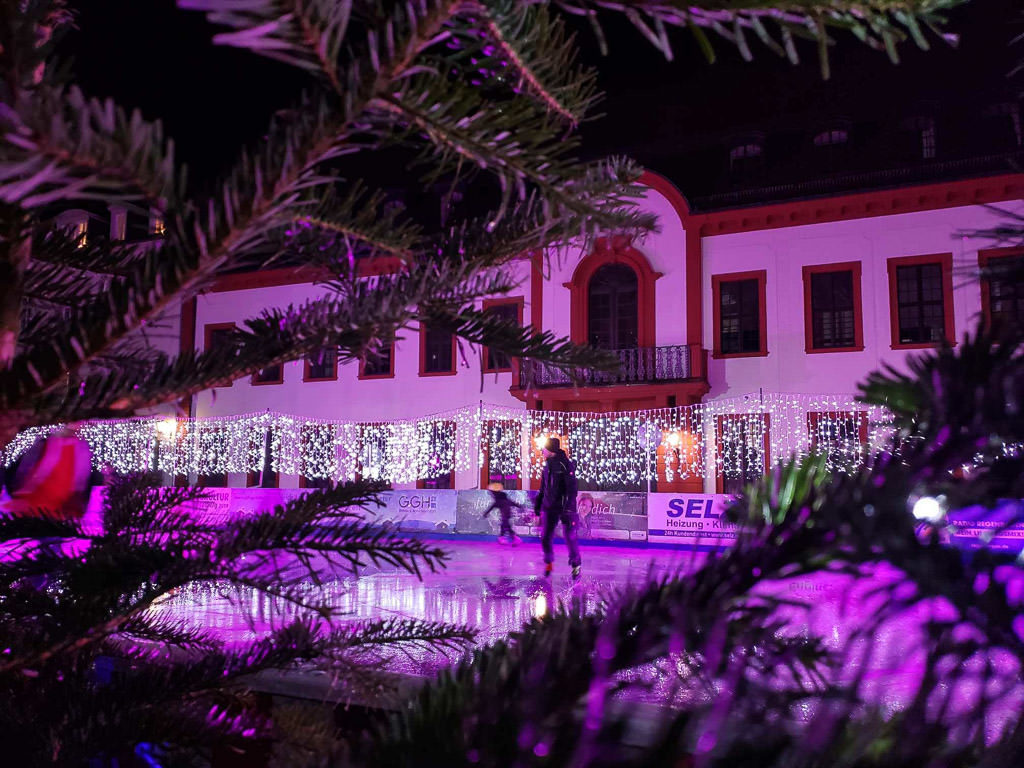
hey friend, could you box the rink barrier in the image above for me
[80,487,1024,554]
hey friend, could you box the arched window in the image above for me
[587,263,638,350]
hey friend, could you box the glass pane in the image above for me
[484,303,519,370]
[719,278,760,353]
[424,326,454,373]
[588,264,638,350]
[364,345,392,376]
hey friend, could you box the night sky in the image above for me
[62,0,1019,195]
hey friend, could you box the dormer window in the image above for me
[729,143,762,164]
[920,119,937,159]
[813,128,848,147]
[56,210,89,248]
[727,135,764,182]
[149,209,165,236]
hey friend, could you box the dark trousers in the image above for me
[541,509,581,567]
[499,513,514,538]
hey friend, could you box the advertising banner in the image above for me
[647,493,739,547]
[455,490,648,541]
[455,490,536,536]
[180,487,235,525]
[575,491,648,542]
[376,490,458,532]
[946,501,1024,555]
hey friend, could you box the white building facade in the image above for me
[179,170,1024,494]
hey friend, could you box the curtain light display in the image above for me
[1,394,892,488]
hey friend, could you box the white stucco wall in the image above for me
[541,185,688,347]
[700,201,1024,401]
[192,258,535,426]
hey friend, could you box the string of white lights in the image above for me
[1,395,892,486]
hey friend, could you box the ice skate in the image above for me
[544,562,553,577]
[571,565,581,580]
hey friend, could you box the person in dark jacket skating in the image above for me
[483,482,525,544]
[533,437,581,578]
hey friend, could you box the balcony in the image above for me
[519,344,706,389]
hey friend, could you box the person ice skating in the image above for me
[533,437,581,579]
[483,482,524,544]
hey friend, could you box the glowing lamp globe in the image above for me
[912,496,945,524]
[155,417,178,440]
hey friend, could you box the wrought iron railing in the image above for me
[519,344,704,388]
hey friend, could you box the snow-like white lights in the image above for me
[2,393,894,488]
[912,496,946,524]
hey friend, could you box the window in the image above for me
[716,414,769,495]
[887,254,954,348]
[57,211,89,248]
[480,420,521,490]
[252,363,283,386]
[713,271,767,358]
[980,249,1024,337]
[204,323,237,387]
[304,348,337,381]
[813,129,848,146]
[360,341,394,379]
[588,263,638,350]
[807,411,868,468]
[246,430,279,488]
[921,120,937,160]
[482,298,524,372]
[803,263,863,353]
[420,323,456,375]
[416,419,456,488]
[300,475,332,489]
[356,424,392,488]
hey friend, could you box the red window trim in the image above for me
[481,296,525,373]
[978,246,1024,333]
[801,261,865,354]
[358,341,396,380]
[565,235,661,347]
[303,350,339,382]
[806,411,869,446]
[203,322,237,388]
[711,269,768,359]
[714,413,770,493]
[480,419,523,490]
[251,364,284,386]
[886,252,955,350]
[418,322,457,377]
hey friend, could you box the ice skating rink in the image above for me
[155,535,1022,737]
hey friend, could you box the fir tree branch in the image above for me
[0,85,180,207]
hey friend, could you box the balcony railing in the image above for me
[519,344,705,389]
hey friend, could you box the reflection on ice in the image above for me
[153,538,1022,739]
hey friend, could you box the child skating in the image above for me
[483,482,525,544]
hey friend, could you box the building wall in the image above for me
[700,202,1023,400]
[541,185,689,348]
[192,258,535,424]
[182,175,1024,490]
